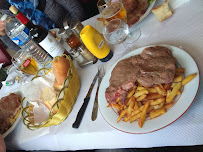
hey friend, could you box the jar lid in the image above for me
[1,14,8,22]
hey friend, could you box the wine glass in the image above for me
[97,0,141,44]
[103,18,141,45]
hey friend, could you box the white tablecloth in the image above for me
[2,0,203,150]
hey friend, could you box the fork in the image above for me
[91,65,106,121]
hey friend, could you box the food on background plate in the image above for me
[52,56,70,91]
[97,0,155,27]
[125,0,149,26]
[40,87,58,114]
[151,0,173,22]
[105,46,197,128]
[0,93,22,134]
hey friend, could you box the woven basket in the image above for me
[21,55,80,130]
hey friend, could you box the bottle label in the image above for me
[39,32,64,57]
[98,40,104,49]
[12,27,30,46]
[23,58,31,67]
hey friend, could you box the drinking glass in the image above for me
[97,0,127,22]
[103,18,141,45]
[11,50,39,75]
[98,0,141,44]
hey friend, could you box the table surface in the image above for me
[2,0,203,151]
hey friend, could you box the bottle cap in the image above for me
[63,19,71,31]
[0,14,8,22]
[9,5,19,15]
[100,50,113,62]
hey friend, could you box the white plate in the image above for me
[2,93,27,138]
[98,45,200,134]
[95,0,157,33]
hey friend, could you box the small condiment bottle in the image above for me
[77,44,97,63]
[80,25,113,62]
[68,47,86,67]
[58,28,81,49]
[70,20,84,40]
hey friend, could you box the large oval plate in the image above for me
[95,0,157,33]
[98,45,200,134]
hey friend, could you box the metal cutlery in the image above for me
[72,70,99,128]
[91,65,105,121]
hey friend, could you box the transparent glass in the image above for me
[103,18,141,45]
[11,50,39,75]
[97,0,127,22]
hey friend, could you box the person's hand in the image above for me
[0,134,6,152]
[0,20,6,36]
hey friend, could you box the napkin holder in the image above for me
[21,55,80,130]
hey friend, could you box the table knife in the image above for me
[72,70,99,128]
[91,76,102,121]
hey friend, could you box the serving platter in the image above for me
[98,45,200,134]
[95,0,157,33]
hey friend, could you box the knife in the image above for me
[91,75,102,121]
[72,70,99,128]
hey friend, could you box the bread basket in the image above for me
[21,54,80,130]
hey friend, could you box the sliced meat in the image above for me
[0,93,21,134]
[105,46,176,104]
[127,0,149,26]
[123,0,138,13]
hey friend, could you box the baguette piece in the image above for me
[40,87,58,114]
[52,56,70,91]
[151,0,173,22]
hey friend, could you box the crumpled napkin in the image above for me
[18,71,56,143]
[20,70,55,124]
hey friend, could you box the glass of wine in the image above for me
[103,18,141,45]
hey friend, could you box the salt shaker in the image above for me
[77,45,97,63]
[69,48,86,67]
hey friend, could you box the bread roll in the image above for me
[151,0,173,22]
[40,87,58,114]
[52,56,70,91]
[53,79,63,92]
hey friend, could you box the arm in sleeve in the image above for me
[55,0,85,21]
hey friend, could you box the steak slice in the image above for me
[105,46,176,104]
[0,93,21,134]
[127,0,149,26]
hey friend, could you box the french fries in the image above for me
[108,70,197,128]
[138,101,150,128]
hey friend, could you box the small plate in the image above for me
[2,92,27,138]
[98,45,200,134]
[95,0,157,33]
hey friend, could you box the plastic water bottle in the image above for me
[0,14,51,65]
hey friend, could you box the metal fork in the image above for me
[91,65,106,121]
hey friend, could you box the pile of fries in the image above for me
[107,68,197,128]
